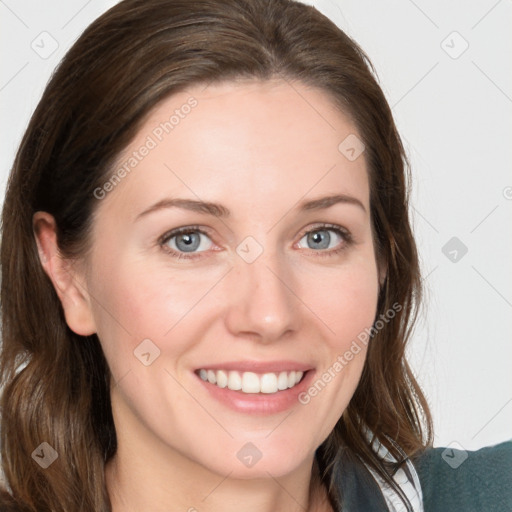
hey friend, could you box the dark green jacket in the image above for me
[334,440,512,511]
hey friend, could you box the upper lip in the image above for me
[195,360,315,373]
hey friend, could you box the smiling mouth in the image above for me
[195,368,308,394]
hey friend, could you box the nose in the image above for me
[223,245,302,344]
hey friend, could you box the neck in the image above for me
[105,428,333,512]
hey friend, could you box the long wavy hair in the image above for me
[0,0,433,510]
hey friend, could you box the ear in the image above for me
[378,258,388,290]
[32,211,97,336]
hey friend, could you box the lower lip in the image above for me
[194,370,316,415]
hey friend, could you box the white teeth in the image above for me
[260,373,277,394]
[198,369,305,394]
[227,371,242,390]
[277,371,289,390]
[216,369,228,388]
[242,372,260,393]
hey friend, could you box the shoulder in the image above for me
[329,447,390,511]
[411,439,512,512]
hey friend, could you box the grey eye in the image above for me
[165,230,213,254]
[298,228,343,251]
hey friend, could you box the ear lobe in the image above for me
[32,211,97,336]
[378,259,388,290]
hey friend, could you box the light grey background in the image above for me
[1,0,511,452]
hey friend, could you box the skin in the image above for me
[33,78,384,512]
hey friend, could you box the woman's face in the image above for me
[80,79,381,478]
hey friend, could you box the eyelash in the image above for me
[158,223,353,261]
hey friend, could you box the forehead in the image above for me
[98,78,369,219]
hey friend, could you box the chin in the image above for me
[202,436,313,480]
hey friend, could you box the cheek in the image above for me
[88,252,232,372]
[298,256,380,346]
[286,259,379,446]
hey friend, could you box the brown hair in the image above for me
[0,0,433,510]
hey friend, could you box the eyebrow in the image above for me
[135,193,366,221]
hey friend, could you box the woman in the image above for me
[0,1,510,511]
